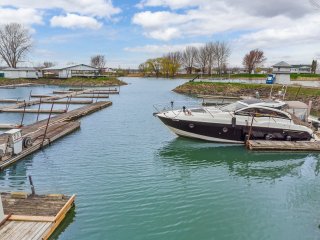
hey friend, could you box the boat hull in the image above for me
[157,115,312,143]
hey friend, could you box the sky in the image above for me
[0,0,320,68]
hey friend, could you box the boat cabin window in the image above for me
[235,107,291,119]
[220,102,246,112]
[190,108,206,113]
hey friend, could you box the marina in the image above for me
[0,78,320,240]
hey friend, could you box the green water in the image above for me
[1,77,320,240]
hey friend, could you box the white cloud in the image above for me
[0,0,121,18]
[125,43,203,54]
[0,7,43,25]
[50,13,102,29]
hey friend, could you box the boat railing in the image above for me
[153,100,202,114]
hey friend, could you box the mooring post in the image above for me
[36,97,42,122]
[0,193,4,222]
[20,100,27,126]
[66,96,72,111]
[41,102,54,147]
[96,92,99,103]
[29,90,32,101]
[28,175,35,195]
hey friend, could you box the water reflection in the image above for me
[0,155,34,192]
[49,206,76,240]
[157,138,320,180]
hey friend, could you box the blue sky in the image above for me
[1,0,320,68]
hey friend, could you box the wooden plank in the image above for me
[4,221,36,240]
[71,95,109,98]
[1,109,66,114]
[247,140,320,151]
[20,222,48,240]
[41,100,93,104]
[30,95,52,98]
[7,215,55,222]
[0,99,21,103]
[30,222,52,240]
[0,124,21,129]
[42,195,75,240]
[0,221,24,239]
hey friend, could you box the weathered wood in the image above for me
[7,215,55,222]
[30,95,52,98]
[0,99,21,103]
[0,83,40,89]
[246,140,320,151]
[0,124,21,129]
[41,100,93,104]
[71,95,109,98]
[0,193,75,240]
[1,109,66,114]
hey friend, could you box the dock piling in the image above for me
[28,175,36,195]
[42,103,54,147]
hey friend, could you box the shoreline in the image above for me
[0,77,127,87]
[173,81,320,113]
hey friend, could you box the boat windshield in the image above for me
[220,102,246,112]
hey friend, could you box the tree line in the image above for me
[139,41,231,77]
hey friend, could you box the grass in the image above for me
[174,81,320,98]
[0,76,127,86]
[290,73,320,80]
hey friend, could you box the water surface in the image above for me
[0,77,320,240]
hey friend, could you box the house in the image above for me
[43,64,99,78]
[291,64,311,74]
[272,61,291,84]
[0,67,40,79]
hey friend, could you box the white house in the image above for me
[0,67,40,79]
[272,61,291,84]
[43,64,99,78]
[290,64,311,74]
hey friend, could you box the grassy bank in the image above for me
[0,76,127,87]
[290,73,320,81]
[173,82,320,113]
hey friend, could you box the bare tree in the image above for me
[138,62,149,76]
[167,51,182,77]
[146,58,162,77]
[195,46,209,74]
[242,49,266,74]
[212,41,231,76]
[0,23,32,68]
[43,61,55,68]
[181,46,198,74]
[91,55,106,72]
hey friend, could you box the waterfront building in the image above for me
[43,64,99,78]
[0,67,41,79]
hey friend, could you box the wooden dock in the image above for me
[1,108,66,114]
[0,101,112,170]
[41,100,93,104]
[246,140,320,151]
[0,83,42,89]
[0,192,75,240]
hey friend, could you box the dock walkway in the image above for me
[246,140,320,151]
[0,101,112,170]
[0,192,75,240]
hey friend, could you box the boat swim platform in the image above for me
[0,101,112,170]
[0,192,75,240]
[246,140,320,151]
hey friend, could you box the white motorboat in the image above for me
[156,98,314,143]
